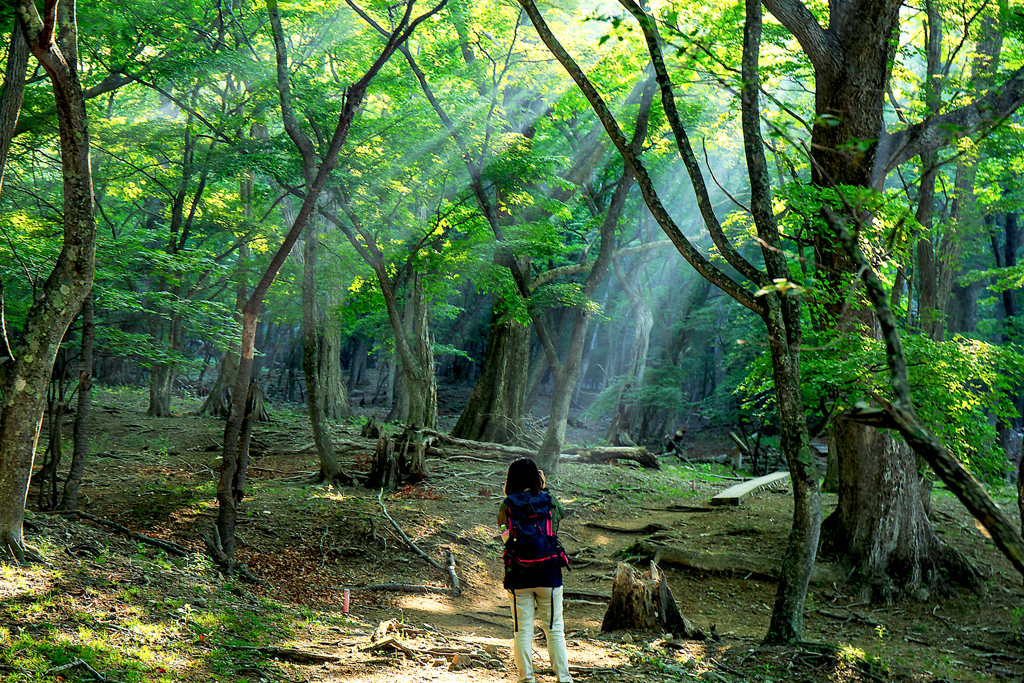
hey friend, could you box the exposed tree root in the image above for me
[339,583,458,596]
[820,513,981,603]
[0,536,44,565]
[50,510,191,558]
[202,528,260,583]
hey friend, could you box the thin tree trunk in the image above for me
[378,271,436,428]
[302,214,350,482]
[61,292,94,511]
[214,0,443,566]
[321,287,350,420]
[606,254,654,444]
[148,312,181,416]
[349,337,368,389]
[573,300,603,406]
[0,20,29,195]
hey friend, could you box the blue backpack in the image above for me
[503,490,569,572]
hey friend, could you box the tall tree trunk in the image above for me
[915,0,943,341]
[535,103,649,472]
[302,216,351,482]
[148,363,174,416]
[349,337,369,389]
[1,0,97,561]
[573,297,604,406]
[736,1,821,641]
[320,287,350,420]
[384,271,436,429]
[1002,212,1020,324]
[61,292,94,511]
[148,312,181,416]
[606,254,654,444]
[761,0,980,603]
[451,302,529,443]
[37,358,70,511]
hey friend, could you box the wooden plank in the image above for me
[710,471,790,506]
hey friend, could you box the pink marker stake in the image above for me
[343,589,350,613]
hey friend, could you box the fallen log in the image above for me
[628,540,842,584]
[337,583,456,595]
[584,522,668,534]
[417,428,537,458]
[561,446,660,470]
[228,645,342,663]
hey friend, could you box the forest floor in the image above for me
[3,387,1024,683]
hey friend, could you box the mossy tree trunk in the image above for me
[1,0,97,562]
[451,303,529,443]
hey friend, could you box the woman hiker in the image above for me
[499,457,573,683]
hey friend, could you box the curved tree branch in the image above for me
[618,0,767,289]
[516,0,762,314]
[872,64,1024,183]
[827,205,1024,581]
[761,0,839,72]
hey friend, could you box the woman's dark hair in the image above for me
[504,458,543,496]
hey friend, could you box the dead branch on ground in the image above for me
[584,521,668,534]
[50,510,190,557]
[377,488,443,571]
[629,540,842,584]
[228,645,342,664]
[48,658,115,683]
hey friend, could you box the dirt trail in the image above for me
[3,388,1022,682]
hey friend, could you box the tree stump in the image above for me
[601,562,703,639]
[361,415,380,439]
[367,428,430,490]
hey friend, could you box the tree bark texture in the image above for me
[302,215,349,482]
[737,0,821,643]
[451,305,529,443]
[61,292,94,511]
[0,19,29,195]
[825,419,976,600]
[1,0,96,561]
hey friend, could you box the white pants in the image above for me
[506,586,573,683]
